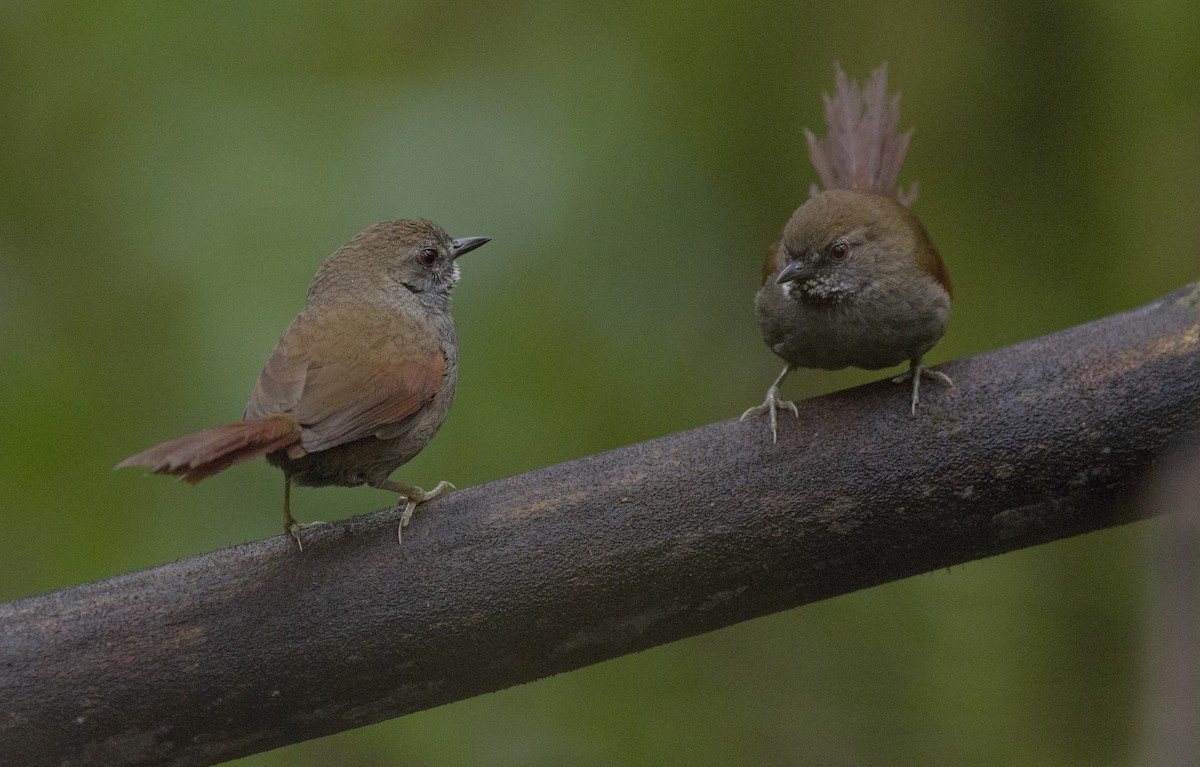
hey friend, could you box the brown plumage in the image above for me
[743,64,953,440]
[119,219,490,548]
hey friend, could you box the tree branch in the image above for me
[3,284,1199,766]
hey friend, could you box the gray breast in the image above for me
[756,278,950,371]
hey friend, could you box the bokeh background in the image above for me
[2,1,1198,764]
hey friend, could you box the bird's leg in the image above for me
[282,474,303,551]
[740,366,798,443]
[281,474,323,552]
[892,356,954,415]
[376,479,456,544]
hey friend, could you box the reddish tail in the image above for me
[805,63,918,207]
[117,414,302,483]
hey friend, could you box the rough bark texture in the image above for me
[2,284,1199,766]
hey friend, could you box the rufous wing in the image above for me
[918,246,952,298]
[912,221,952,298]
[244,306,446,455]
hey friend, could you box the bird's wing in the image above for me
[914,233,953,298]
[244,304,445,454]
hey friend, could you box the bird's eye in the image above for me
[419,248,439,267]
[830,242,850,261]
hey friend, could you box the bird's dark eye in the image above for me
[419,248,439,267]
[830,242,850,261]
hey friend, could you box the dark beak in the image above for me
[775,260,810,285]
[451,236,490,259]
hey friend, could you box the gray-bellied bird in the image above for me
[743,64,952,441]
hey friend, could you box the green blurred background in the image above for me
[2,1,1197,764]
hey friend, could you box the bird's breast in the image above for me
[756,278,950,371]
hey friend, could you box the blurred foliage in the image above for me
[1,0,1197,764]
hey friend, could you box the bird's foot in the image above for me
[892,362,954,416]
[284,519,326,552]
[393,480,456,544]
[740,385,799,443]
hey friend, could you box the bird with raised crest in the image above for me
[118,219,489,549]
[742,64,953,441]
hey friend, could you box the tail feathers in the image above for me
[806,63,918,207]
[117,414,302,483]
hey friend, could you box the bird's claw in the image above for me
[893,363,954,416]
[396,480,456,544]
[285,519,326,552]
[740,386,799,443]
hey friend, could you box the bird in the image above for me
[742,63,952,441]
[118,218,489,549]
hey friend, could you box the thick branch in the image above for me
[3,284,1199,766]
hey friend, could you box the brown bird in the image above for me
[742,64,952,441]
[118,219,489,548]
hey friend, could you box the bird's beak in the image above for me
[775,260,810,285]
[451,236,490,259]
